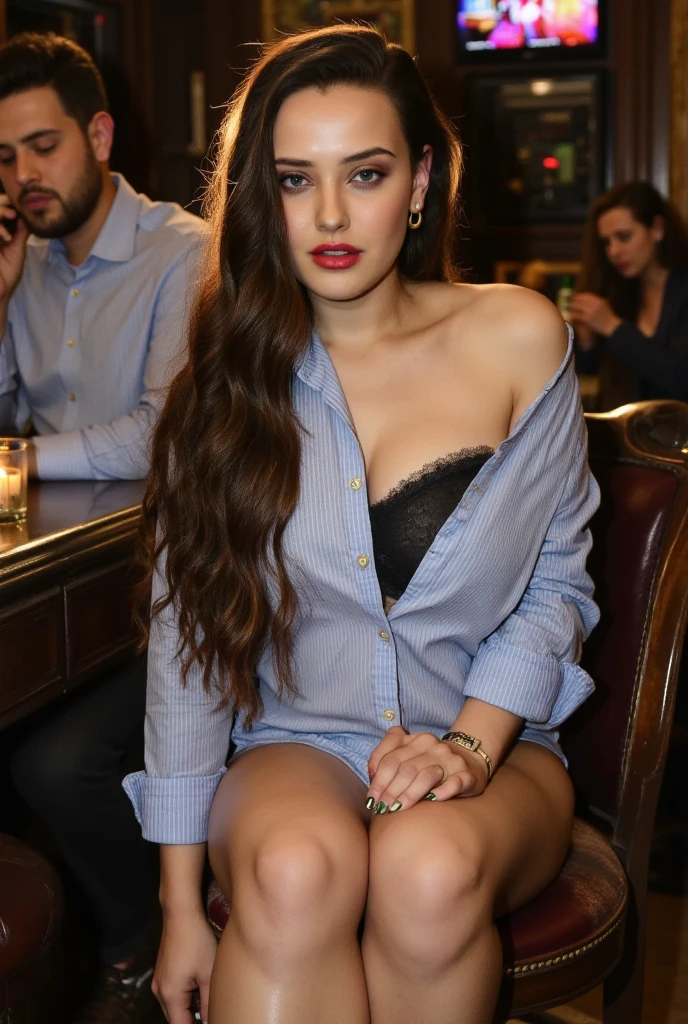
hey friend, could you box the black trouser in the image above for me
[7,656,155,964]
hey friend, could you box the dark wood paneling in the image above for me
[203,0,261,139]
[613,0,671,192]
[0,591,66,728]
[0,481,144,729]
[65,558,138,685]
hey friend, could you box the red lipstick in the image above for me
[309,243,362,270]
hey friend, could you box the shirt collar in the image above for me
[295,331,354,429]
[46,172,139,266]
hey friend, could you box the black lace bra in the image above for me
[369,447,494,603]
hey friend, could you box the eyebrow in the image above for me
[274,146,397,167]
[0,129,61,150]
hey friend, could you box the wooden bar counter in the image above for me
[0,480,144,730]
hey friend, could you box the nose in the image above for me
[14,149,39,189]
[316,182,349,234]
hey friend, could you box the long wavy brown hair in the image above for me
[579,181,688,321]
[139,25,463,726]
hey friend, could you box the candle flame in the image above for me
[0,468,6,478]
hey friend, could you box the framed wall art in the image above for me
[261,0,415,54]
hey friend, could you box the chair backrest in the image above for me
[562,401,688,880]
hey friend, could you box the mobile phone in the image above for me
[0,207,19,240]
[191,989,202,1021]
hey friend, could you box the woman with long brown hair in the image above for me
[124,26,599,1024]
[571,181,688,407]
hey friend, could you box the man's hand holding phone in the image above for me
[0,198,29,306]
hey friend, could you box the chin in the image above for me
[300,264,396,303]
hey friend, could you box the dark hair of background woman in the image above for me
[138,25,464,725]
[579,180,688,322]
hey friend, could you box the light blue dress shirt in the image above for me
[0,174,208,479]
[124,325,600,845]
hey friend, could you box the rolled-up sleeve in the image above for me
[463,424,600,730]
[123,554,232,844]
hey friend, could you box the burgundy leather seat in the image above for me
[0,834,63,1017]
[207,401,688,1024]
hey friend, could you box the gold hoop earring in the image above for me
[408,209,423,229]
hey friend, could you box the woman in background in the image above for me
[571,181,688,408]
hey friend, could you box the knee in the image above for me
[368,823,489,970]
[250,829,366,924]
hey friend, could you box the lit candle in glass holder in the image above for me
[0,439,28,522]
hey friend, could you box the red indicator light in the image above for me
[95,13,107,25]
[542,156,560,170]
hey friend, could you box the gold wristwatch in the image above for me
[441,731,493,782]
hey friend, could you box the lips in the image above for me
[22,193,53,212]
[309,243,363,270]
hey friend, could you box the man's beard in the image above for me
[20,152,103,239]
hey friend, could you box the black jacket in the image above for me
[605,266,688,401]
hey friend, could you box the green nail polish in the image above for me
[374,801,388,814]
[365,796,376,810]
[389,801,402,812]
[425,792,438,801]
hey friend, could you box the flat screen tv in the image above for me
[456,1,605,62]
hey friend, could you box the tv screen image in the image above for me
[457,0,598,53]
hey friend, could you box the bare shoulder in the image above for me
[465,283,567,362]
[448,283,569,404]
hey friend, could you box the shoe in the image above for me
[72,947,159,1024]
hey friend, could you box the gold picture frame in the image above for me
[261,0,416,54]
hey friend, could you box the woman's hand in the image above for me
[569,292,622,337]
[366,726,489,813]
[153,908,217,1024]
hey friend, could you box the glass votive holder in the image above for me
[0,439,28,523]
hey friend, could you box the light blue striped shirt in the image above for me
[0,174,207,479]
[124,325,600,845]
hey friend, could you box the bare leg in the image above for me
[363,741,574,1024]
[206,744,370,1024]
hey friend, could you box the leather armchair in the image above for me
[208,400,688,1024]
[0,834,63,1023]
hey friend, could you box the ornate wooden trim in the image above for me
[671,0,688,216]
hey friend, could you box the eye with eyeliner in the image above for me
[278,167,387,192]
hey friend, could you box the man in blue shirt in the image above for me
[0,45,206,478]
[0,33,207,1022]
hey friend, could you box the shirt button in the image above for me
[379,630,390,642]
[383,709,396,721]
[68,393,76,401]
[349,478,362,490]
[71,288,80,297]
[67,338,75,347]
[357,554,369,568]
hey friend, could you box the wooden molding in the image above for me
[671,0,688,216]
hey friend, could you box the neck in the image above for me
[311,265,414,353]
[640,259,670,295]
[63,169,117,266]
